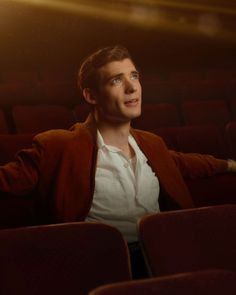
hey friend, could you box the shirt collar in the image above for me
[97,129,147,163]
[97,130,121,153]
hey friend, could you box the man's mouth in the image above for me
[124,98,139,106]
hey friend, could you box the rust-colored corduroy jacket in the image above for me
[0,116,228,223]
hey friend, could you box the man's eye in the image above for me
[131,73,139,80]
[111,77,122,85]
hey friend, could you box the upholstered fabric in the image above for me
[138,205,236,276]
[0,222,131,295]
[89,269,236,295]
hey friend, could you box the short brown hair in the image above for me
[78,45,133,92]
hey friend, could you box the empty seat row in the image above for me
[0,205,235,294]
[156,125,228,159]
[2,100,233,134]
[0,109,236,162]
[142,80,235,103]
[0,81,80,106]
[90,270,236,295]
[0,79,236,106]
[91,205,236,295]
[0,104,90,134]
[134,100,236,130]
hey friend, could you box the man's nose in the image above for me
[124,79,137,94]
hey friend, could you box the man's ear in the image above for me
[82,88,97,105]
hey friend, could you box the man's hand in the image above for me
[227,159,236,172]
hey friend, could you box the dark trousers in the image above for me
[128,242,149,279]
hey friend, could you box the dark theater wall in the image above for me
[0,0,236,74]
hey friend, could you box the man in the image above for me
[0,45,235,278]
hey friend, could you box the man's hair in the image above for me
[78,45,133,92]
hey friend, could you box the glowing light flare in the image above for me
[6,0,236,42]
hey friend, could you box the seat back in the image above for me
[181,100,230,128]
[175,125,227,158]
[0,109,8,133]
[138,205,236,276]
[89,269,236,295]
[12,105,76,133]
[74,103,90,122]
[226,121,236,159]
[0,222,132,295]
[133,103,181,131]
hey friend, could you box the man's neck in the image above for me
[97,120,135,159]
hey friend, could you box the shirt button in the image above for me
[124,163,129,168]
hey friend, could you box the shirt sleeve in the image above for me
[169,150,228,179]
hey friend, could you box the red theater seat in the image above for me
[0,71,39,84]
[182,81,228,101]
[229,98,236,119]
[74,104,90,122]
[226,121,236,160]
[0,222,132,295]
[155,125,228,158]
[181,100,231,128]
[205,70,233,83]
[138,205,236,277]
[142,81,182,103]
[0,109,8,133]
[169,71,204,83]
[154,127,180,150]
[12,105,76,133]
[38,69,76,83]
[186,173,236,207]
[0,134,36,229]
[133,103,181,131]
[89,270,236,295]
[0,83,37,105]
[176,125,228,158]
[38,81,79,105]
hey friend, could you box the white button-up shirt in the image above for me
[86,130,160,242]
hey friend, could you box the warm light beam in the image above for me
[7,0,236,42]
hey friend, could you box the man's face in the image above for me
[93,58,142,124]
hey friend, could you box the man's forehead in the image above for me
[99,58,137,78]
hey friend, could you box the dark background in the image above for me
[0,0,236,74]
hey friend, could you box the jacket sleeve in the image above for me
[0,140,42,196]
[169,150,228,179]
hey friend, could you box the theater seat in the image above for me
[0,133,36,228]
[142,81,182,103]
[89,269,236,295]
[74,103,90,122]
[182,81,228,101]
[181,100,231,128]
[133,103,181,131]
[0,109,8,133]
[229,98,236,119]
[38,81,79,105]
[226,121,236,160]
[12,105,76,133]
[0,71,39,84]
[138,205,236,277]
[0,83,37,105]
[185,173,236,207]
[176,125,228,158]
[155,125,228,158]
[0,222,132,295]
